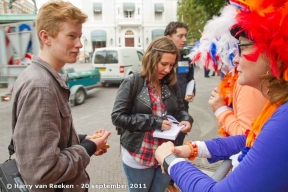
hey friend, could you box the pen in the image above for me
[161,114,168,132]
[161,114,168,120]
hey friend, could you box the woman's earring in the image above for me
[266,70,270,95]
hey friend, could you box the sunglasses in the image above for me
[238,42,254,56]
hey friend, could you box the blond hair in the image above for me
[262,62,288,104]
[140,36,179,86]
[36,0,87,49]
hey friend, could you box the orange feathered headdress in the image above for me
[231,0,288,79]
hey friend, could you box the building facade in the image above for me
[0,0,34,14]
[80,0,178,53]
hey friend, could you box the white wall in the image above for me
[81,0,178,52]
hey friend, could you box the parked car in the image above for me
[91,47,143,86]
[60,67,101,105]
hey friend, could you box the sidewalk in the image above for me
[0,66,220,191]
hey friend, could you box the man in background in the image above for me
[165,21,195,192]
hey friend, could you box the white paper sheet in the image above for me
[153,115,184,140]
[185,80,195,96]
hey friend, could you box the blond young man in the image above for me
[11,1,110,191]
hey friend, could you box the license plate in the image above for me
[98,68,106,72]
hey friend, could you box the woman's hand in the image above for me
[179,121,191,133]
[208,87,226,112]
[161,120,172,131]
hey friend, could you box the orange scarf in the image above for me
[246,67,288,146]
[218,72,239,137]
[246,100,281,147]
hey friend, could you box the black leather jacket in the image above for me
[111,74,194,153]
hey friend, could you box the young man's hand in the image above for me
[89,129,111,152]
[185,93,194,102]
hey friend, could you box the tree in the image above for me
[177,0,226,43]
[194,0,227,18]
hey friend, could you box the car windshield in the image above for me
[94,51,118,64]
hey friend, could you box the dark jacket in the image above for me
[111,74,193,153]
[176,50,195,110]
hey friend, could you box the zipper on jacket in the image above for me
[136,98,152,111]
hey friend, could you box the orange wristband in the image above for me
[185,141,198,161]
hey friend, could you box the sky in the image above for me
[29,0,81,10]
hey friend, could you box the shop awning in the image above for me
[91,30,106,41]
[152,29,164,40]
[154,3,164,12]
[123,2,135,11]
[93,3,102,12]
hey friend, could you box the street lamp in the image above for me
[82,36,87,63]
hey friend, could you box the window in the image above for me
[94,11,102,20]
[124,11,133,18]
[93,3,102,21]
[125,30,134,35]
[137,51,143,61]
[94,51,118,64]
[155,12,162,20]
[154,3,164,20]
[152,29,164,40]
[123,3,135,18]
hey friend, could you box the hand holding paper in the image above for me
[185,80,195,102]
[153,115,184,140]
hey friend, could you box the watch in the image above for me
[163,154,179,174]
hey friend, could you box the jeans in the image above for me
[122,162,171,192]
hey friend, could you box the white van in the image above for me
[91,47,143,86]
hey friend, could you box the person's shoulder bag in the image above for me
[0,126,73,192]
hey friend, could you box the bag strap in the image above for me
[131,71,139,100]
[116,71,144,136]
[131,71,144,101]
[8,124,73,159]
[8,139,14,157]
[9,64,73,158]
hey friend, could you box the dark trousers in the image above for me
[174,132,186,146]
[204,68,210,77]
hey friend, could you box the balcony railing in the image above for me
[117,18,142,26]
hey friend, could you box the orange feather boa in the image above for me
[218,71,239,137]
